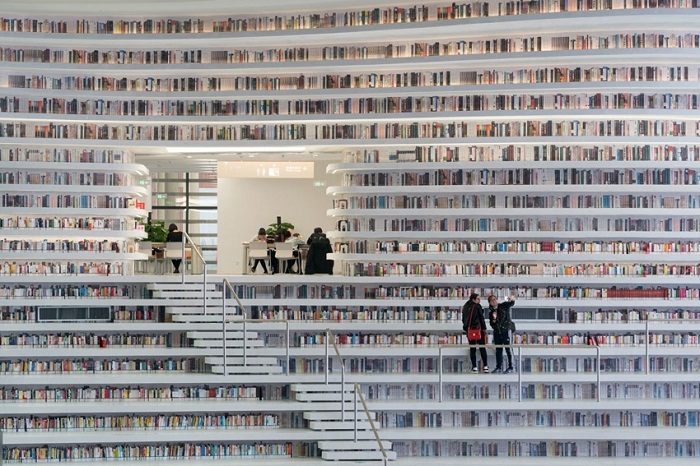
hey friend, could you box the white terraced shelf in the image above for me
[1,0,700,464]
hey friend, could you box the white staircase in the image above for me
[292,384,396,462]
[149,281,283,374]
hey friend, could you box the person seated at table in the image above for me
[167,223,184,273]
[287,232,305,247]
[306,227,324,245]
[305,232,334,275]
[249,227,269,274]
[281,231,304,273]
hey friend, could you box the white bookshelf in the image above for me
[1,2,700,464]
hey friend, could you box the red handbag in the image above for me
[466,304,482,341]
[467,328,482,341]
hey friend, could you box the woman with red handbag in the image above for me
[462,293,489,373]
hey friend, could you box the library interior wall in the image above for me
[217,161,339,274]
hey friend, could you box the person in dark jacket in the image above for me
[304,234,333,274]
[462,292,488,373]
[306,227,325,245]
[488,295,516,373]
[166,223,183,273]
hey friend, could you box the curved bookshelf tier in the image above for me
[2,94,698,119]
[326,185,700,195]
[0,207,147,216]
[327,207,700,216]
[157,298,700,308]
[2,4,700,464]
[0,229,146,239]
[327,160,700,173]
[0,161,148,174]
[2,48,698,76]
[0,252,147,260]
[0,184,148,196]
[326,231,700,240]
[4,66,698,98]
[0,347,213,358]
[2,136,699,152]
[326,252,700,262]
[1,368,698,386]
[2,108,700,123]
[3,80,699,101]
[0,322,221,332]
[0,4,697,34]
[0,9,696,44]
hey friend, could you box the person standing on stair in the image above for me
[488,295,516,373]
[167,223,184,273]
[462,292,489,373]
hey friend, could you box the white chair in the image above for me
[248,242,270,274]
[274,242,298,274]
[165,241,185,273]
[297,245,309,275]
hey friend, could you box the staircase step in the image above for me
[171,315,240,323]
[165,308,230,318]
[205,356,279,366]
[308,420,375,431]
[291,384,355,393]
[187,331,259,339]
[210,365,284,374]
[321,450,396,461]
[192,340,263,348]
[148,283,217,291]
[317,440,391,450]
[295,392,357,402]
[304,411,376,421]
[152,291,223,298]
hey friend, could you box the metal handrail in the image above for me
[325,329,347,420]
[221,278,290,376]
[206,310,687,395]
[325,328,389,464]
[181,232,208,314]
[435,342,601,402]
[644,317,698,375]
[354,383,389,466]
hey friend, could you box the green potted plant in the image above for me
[266,220,295,241]
[144,219,168,243]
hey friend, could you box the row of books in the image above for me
[0,216,138,231]
[1,31,698,66]
[344,143,700,163]
[5,65,694,94]
[1,92,697,117]
[0,2,694,35]
[0,148,130,163]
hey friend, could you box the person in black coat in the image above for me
[462,292,489,373]
[166,223,184,273]
[304,234,334,275]
[306,227,325,245]
[488,295,516,373]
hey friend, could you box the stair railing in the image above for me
[222,278,290,376]
[181,232,208,315]
[325,328,389,465]
[354,382,389,466]
[436,342,601,402]
[324,329,346,416]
